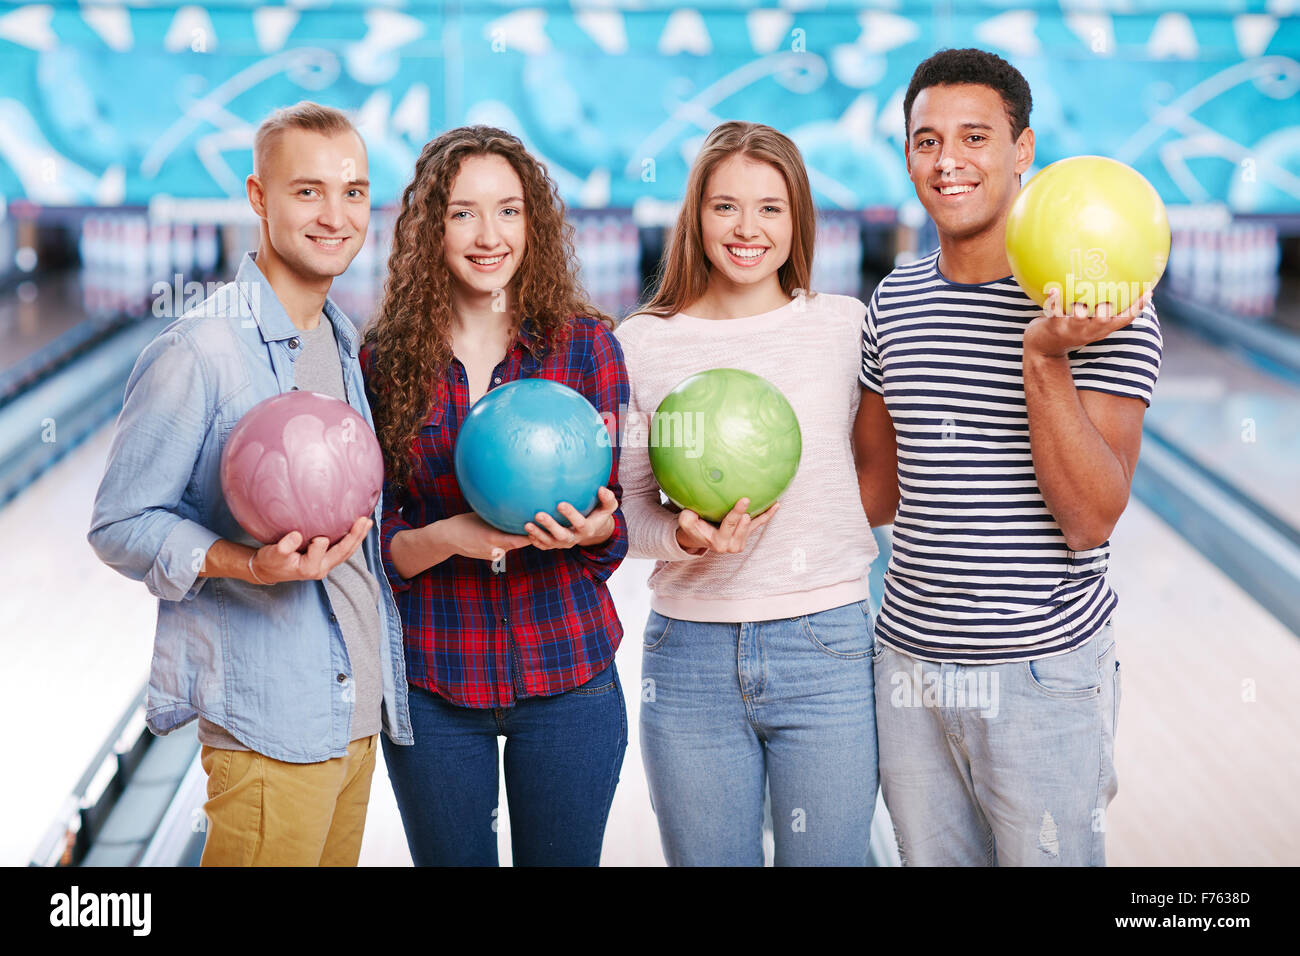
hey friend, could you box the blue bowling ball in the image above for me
[453,378,613,535]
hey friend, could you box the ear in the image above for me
[1015,127,1035,178]
[246,174,267,220]
[903,138,912,178]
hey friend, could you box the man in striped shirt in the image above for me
[852,48,1162,866]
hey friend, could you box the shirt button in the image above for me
[493,376,501,384]
[288,338,300,349]
[336,673,347,683]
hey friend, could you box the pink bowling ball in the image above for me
[220,391,384,547]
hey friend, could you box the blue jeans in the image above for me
[381,661,627,866]
[639,601,879,866]
[874,621,1121,866]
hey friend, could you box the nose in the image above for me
[733,209,760,240]
[318,194,345,230]
[937,155,959,177]
[476,218,502,249]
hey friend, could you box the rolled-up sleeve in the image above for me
[573,322,630,583]
[88,329,221,602]
[379,481,417,594]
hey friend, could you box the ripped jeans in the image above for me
[874,622,1121,866]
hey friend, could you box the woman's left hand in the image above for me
[524,486,619,550]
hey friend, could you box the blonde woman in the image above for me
[615,121,881,866]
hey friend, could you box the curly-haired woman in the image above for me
[360,126,630,867]
[615,121,880,866]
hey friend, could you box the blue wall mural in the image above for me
[0,1,1297,212]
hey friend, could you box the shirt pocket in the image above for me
[411,406,452,487]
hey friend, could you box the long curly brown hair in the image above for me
[362,126,611,492]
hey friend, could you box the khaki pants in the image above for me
[198,734,378,866]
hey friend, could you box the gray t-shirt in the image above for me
[198,315,383,750]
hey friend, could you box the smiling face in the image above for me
[699,153,793,291]
[442,153,527,304]
[252,127,370,283]
[906,82,1033,244]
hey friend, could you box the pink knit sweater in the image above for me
[614,291,878,622]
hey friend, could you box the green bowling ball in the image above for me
[649,368,801,524]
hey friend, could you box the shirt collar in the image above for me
[235,251,358,358]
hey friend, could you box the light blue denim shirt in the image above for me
[88,252,412,762]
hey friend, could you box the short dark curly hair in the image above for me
[903,48,1033,141]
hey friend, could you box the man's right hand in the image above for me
[250,516,372,583]
[675,498,779,555]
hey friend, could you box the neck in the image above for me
[688,272,789,320]
[935,218,1013,285]
[451,285,514,343]
[253,239,330,331]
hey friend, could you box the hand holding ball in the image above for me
[1005,155,1170,315]
[649,368,801,525]
[453,378,613,535]
[220,391,384,547]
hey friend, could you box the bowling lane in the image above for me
[11,416,1299,865]
[1105,499,1300,866]
[0,271,114,381]
[0,422,155,866]
[1270,274,1300,336]
[1146,322,1300,529]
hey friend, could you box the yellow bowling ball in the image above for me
[1005,155,1170,314]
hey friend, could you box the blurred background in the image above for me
[2,0,1298,868]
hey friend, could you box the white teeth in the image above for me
[939,185,976,195]
[469,254,505,265]
[312,237,343,247]
[727,246,765,259]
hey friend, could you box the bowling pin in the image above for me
[196,223,219,274]
[172,222,194,283]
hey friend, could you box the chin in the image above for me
[460,274,507,297]
[934,214,991,242]
[291,246,351,277]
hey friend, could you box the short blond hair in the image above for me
[253,101,362,176]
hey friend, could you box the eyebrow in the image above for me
[911,122,996,140]
[447,196,526,208]
[286,177,370,188]
[707,194,787,203]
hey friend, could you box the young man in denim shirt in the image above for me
[89,102,412,866]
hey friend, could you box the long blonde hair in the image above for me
[639,121,816,318]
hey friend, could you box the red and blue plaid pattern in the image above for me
[362,316,629,709]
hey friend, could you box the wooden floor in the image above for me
[1104,502,1300,866]
[3,419,1298,866]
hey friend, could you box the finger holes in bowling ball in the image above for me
[649,368,802,525]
